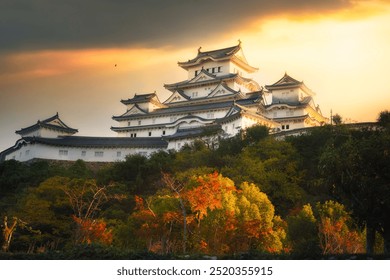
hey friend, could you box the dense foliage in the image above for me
[1,110,389,258]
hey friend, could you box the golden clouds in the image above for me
[0,47,181,86]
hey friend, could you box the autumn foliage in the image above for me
[72,216,113,245]
[129,172,289,255]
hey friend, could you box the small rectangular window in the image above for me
[148,131,152,136]
[59,150,68,156]
[162,130,166,135]
[95,151,104,157]
[282,125,285,130]
[81,151,86,157]
[117,151,122,157]
[138,120,141,125]
[286,125,290,129]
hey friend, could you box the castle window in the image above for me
[59,150,68,156]
[148,131,152,136]
[282,125,285,130]
[138,120,141,125]
[95,151,104,157]
[286,124,290,129]
[134,133,137,137]
[218,66,222,72]
[25,150,30,156]
[128,121,131,126]
[81,151,86,157]
[192,92,198,98]
[195,70,198,76]
[117,151,122,157]
[207,112,214,119]
[162,130,166,135]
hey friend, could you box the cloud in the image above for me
[0,0,355,52]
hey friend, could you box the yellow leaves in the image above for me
[130,172,288,255]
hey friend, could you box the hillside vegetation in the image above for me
[1,111,389,259]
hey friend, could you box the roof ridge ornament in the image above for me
[198,46,202,53]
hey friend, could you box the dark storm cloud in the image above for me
[0,0,353,51]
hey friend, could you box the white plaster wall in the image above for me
[228,61,251,77]
[187,61,230,79]
[5,143,163,162]
[272,88,299,103]
[20,128,74,138]
[116,107,230,137]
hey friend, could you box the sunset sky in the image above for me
[1,0,390,151]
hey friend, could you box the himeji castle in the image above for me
[0,42,328,162]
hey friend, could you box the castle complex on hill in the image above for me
[0,42,328,162]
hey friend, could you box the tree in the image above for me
[316,201,364,254]
[242,125,269,145]
[72,216,112,245]
[222,137,306,216]
[60,178,112,245]
[1,216,41,252]
[287,204,319,255]
[10,176,74,251]
[378,110,390,129]
[161,172,187,254]
[332,113,343,125]
[319,123,390,254]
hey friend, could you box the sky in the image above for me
[1,0,390,151]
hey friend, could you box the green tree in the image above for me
[332,113,343,125]
[223,137,305,216]
[287,204,319,255]
[319,119,390,254]
[11,177,73,251]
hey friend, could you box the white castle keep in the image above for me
[0,42,327,162]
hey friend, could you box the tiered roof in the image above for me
[121,92,165,106]
[265,73,315,96]
[164,72,238,91]
[112,94,260,121]
[15,113,78,136]
[177,43,258,73]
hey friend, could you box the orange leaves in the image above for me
[163,211,180,224]
[134,195,145,211]
[185,172,235,220]
[317,201,364,254]
[128,172,287,255]
[72,216,112,245]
